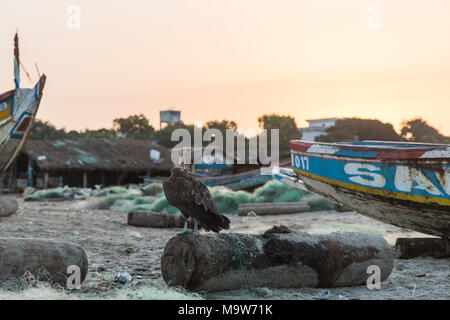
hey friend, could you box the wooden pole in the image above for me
[0,238,88,287]
[82,172,88,188]
[27,157,34,187]
[128,211,186,228]
[43,172,49,189]
[237,202,311,216]
[128,211,193,228]
[161,226,395,292]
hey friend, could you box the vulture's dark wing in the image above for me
[191,178,220,215]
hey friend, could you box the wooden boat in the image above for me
[144,166,277,191]
[0,33,46,175]
[274,140,450,239]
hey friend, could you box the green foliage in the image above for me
[154,122,196,148]
[400,118,450,143]
[316,118,403,142]
[81,128,116,139]
[204,119,238,135]
[29,120,68,140]
[113,114,155,140]
[257,114,302,154]
[30,120,115,140]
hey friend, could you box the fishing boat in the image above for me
[0,33,46,175]
[274,140,450,239]
[145,165,281,190]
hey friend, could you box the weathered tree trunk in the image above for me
[237,202,311,216]
[161,226,395,292]
[128,211,186,228]
[0,197,19,217]
[395,238,450,259]
[0,238,88,287]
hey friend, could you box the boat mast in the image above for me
[14,33,20,89]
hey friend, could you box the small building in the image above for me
[6,138,173,191]
[299,118,347,141]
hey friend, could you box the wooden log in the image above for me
[161,226,395,292]
[0,238,88,287]
[128,211,186,228]
[0,197,19,217]
[395,238,450,259]
[237,202,311,216]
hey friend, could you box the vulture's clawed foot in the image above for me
[193,219,199,233]
[177,221,190,235]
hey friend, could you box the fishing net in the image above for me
[93,186,129,197]
[149,197,180,214]
[205,232,263,270]
[26,187,90,200]
[130,204,155,212]
[30,188,66,199]
[253,180,305,203]
[73,195,121,210]
[110,199,137,212]
[23,186,36,195]
[302,194,335,211]
[134,196,155,205]
[212,190,254,214]
[141,183,164,196]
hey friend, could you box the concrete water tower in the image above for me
[160,110,181,129]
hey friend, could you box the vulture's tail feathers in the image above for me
[220,214,231,230]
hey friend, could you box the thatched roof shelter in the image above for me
[23,138,173,173]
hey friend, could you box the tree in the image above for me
[257,114,302,153]
[204,119,238,135]
[316,118,402,142]
[29,119,68,140]
[81,128,116,139]
[113,114,155,140]
[154,122,196,148]
[400,118,450,143]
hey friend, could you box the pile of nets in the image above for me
[26,180,335,215]
[24,187,90,201]
[253,180,305,203]
[211,189,254,214]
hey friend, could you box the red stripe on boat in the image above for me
[0,90,14,101]
[289,140,313,152]
[375,150,426,159]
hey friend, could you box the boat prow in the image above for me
[280,140,450,239]
[0,33,46,176]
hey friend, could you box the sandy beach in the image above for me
[0,196,448,300]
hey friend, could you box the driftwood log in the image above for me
[237,202,311,216]
[0,238,88,287]
[0,197,18,217]
[161,226,395,292]
[128,211,186,228]
[395,238,450,259]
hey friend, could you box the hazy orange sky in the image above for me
[1,0,450,135]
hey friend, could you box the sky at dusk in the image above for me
[1,0,449,135]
